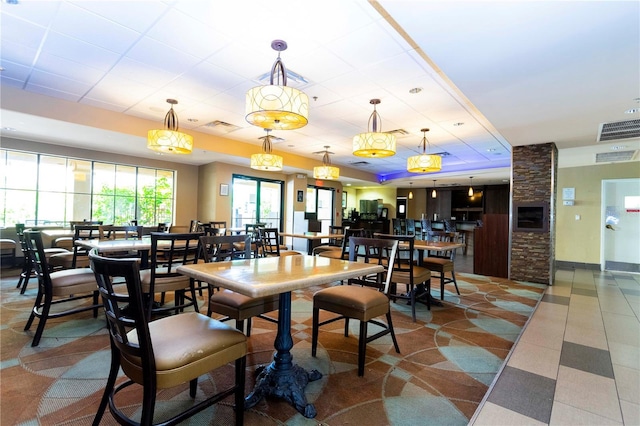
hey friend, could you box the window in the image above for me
[231,175,284,229]
[0,149,175,227]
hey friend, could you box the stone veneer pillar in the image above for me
[510,143,557,285]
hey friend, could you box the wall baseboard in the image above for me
[555,261,600,271]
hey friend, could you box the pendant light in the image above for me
[147,99,193,154]
[408,182,413,200]
[313,146,340,180]
[250,129,283,171]
[246,40,309,130]
[352,99,396,158]
[431,180,437,198]
[468,176,474,197]
[407,128,442,173]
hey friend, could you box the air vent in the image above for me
[597,119,640,142]
[204,120,241,133]
[595,150,637,163]
[349,161,371,167]
[387,129,409,136]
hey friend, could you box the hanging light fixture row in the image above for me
[147,99,193,154]
[353,99,396,158]
[313,146,340,180]
[250,129,283,171]
[246,40,309,131]
[407,128,442,173]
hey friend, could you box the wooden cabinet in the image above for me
[425,184,509,221]
[473,214,509,278]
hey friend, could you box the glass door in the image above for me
[231,175,283,229]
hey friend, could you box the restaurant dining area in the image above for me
[1,1,639,425]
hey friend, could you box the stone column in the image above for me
[510,143,557,285]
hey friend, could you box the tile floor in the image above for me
[470,267,640,425]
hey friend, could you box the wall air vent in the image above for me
[597,119,640,142]
[595,150,638,163]
[204,120,241,133]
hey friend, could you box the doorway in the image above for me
[601,178,640,272]
[396,197,407,219]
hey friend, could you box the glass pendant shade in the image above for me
[353,99,396,158]
[251,131,283,171]
[468,176,474,197]
[432,188,437,198]
[407,128,441,173]
[246,40,309,131]
[147,99,193,154]
[313,146,340,180]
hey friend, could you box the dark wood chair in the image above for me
[259,227,299,257]
[139,232,201,320]
[422,232,460,300]
[23,231,100,347]
[312,236,400,376]
[89,250,247,426]
[48,224,101,269]
[377,234,432,321]
[15,223,68,294]
[199,234,279,337]
[315,228,363,259]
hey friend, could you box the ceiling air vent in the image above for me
[595,150,638,163]
[204,120,241,133]
[597,119,640,142]
[349,161,371,167]
[387,129,409,136]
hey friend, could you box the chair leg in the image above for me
[386,311,400,354]
[31,293,52,347]
[311,307,319,357]
[235,319,247,337]
[451,270,460,295]
[410,284,416,322]
[24,289,42,332]
[344,318,350,337]
[92,291,100,318]
[189,378,197,398]
[234,356,246,426]
[357,320,368,376]
[93,340,121,426]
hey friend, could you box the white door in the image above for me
[601,178,640,272]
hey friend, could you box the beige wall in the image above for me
[356,186,398,218]
[555,161,639,264]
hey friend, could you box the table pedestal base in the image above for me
[245,362,322,418]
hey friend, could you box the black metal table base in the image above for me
[245,363,322,417]
[244,291,322,418]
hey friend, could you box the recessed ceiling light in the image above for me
[453,122,464,126]
[624,108,639,114]
[611,145,626,150]
[487,148,496,152]
[187,118,198,122]
[409,87,422,94]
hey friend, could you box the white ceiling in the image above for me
[1,0,638,189]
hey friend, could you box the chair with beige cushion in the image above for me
[199,234,279,337]
[89,251,247,426]
[377,233,432,322]
[23,231,100,347]
[49,224,101,269]
[315,228,363,260]
[15,223,68,294]
[312,236,400,376]
[259,227,300,257]
[422,232,459,300]
[139,232,201,320]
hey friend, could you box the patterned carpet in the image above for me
[0,267,546,425]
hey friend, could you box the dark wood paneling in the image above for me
[484,184,510,214]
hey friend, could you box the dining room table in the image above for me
[279,231,343,255]
[75,236,165,268]
[411,239,465,305]
[176,254,384,419]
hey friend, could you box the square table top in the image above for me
[177,254,383,298]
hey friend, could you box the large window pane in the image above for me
[0,149,174,227]
[259,181,282,228]
[232,178,258,228]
